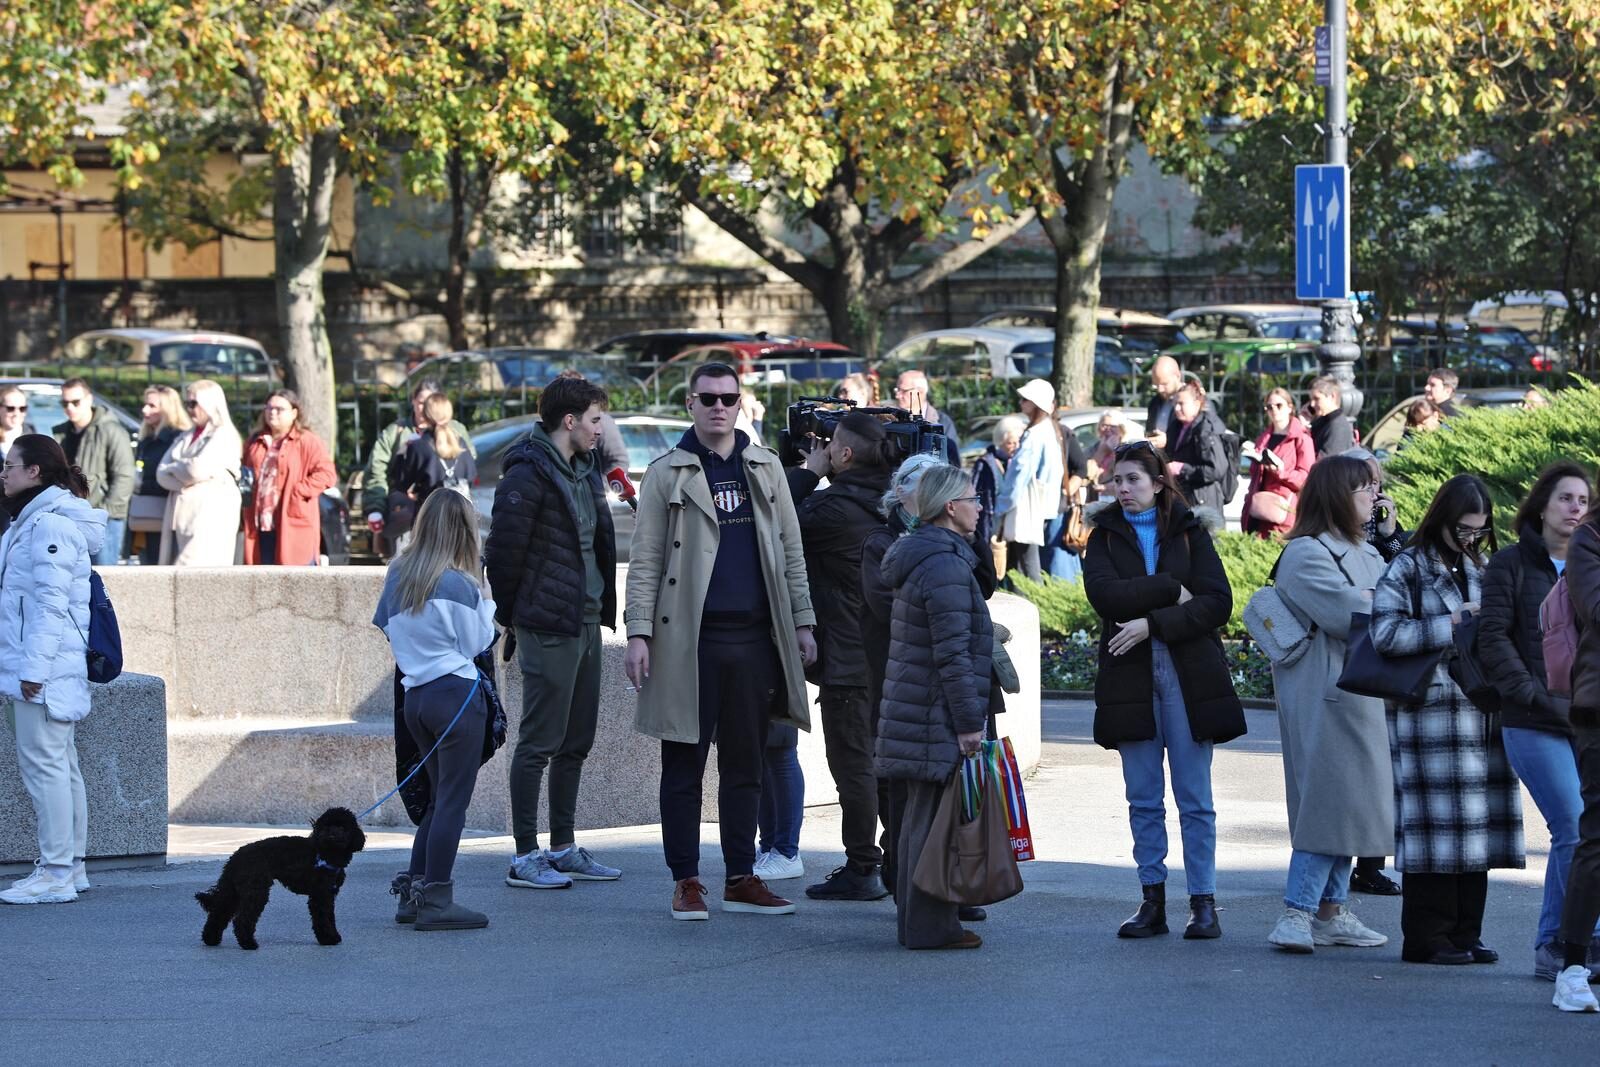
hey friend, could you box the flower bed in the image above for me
[1042,631,1275,701]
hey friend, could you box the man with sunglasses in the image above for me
[52,378,134,565]
[625,362,819,921]
[0,386,34,539]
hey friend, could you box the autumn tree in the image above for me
[573,1,1035,355]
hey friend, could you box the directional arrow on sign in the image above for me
[1324,183,1341,286]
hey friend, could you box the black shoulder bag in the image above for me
[1337,565,1445,704]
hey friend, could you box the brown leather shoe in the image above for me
[672,878,709,921]
[722,875,797,915]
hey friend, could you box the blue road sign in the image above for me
[1295,163,1350,301]
[1314,26,1331,86]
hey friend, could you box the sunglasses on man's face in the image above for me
[693,392,741,408]
[2,404,26,413]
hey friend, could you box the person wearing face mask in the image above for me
[487,375,622,891]
[1241,387,1314,539]
[875,463,994,949]
[1478,463,1600,980]
[241,389,338,566]
[1370,474,1523,965]
[1082,441,1245,941]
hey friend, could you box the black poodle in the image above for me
[196,807,366,950]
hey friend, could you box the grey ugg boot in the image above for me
[412,880,488,931]
[391,872,418,924]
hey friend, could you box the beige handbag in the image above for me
[1248,490,1292,526]
[127,494,166,533]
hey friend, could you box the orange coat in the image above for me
[241,426,338,565]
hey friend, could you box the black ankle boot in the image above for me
[1118,882,1168,938]
[1184,893,1221,939]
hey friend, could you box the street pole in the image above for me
[1318,0,1363,418]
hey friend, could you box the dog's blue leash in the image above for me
[356,672,483,823]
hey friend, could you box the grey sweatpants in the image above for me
[510,623,602,854]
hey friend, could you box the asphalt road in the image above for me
[3,701,1592,1064]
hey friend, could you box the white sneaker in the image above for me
[1554,966,1600,1012]
[1268,908,1315,953]
[72,860,90,893]
[9,862,47,892]
[1311,905,1387,947]
[752,850,805,881]
[0,868,77,905]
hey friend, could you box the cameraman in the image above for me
[787,411,896,901]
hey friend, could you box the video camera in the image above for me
[779,397,947,467]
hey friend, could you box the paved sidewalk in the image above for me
[4,702,1594,1064]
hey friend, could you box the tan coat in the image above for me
[156,424,243,566]
[626,439,816,743]
[1271,531,1394,857]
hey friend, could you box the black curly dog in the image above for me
[196,807,366,950]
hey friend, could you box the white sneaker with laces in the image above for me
[1554,965,1600,1012]
[0,868,77,905]
[1311,905,1387,947]
[1268,908,1315,953]
[753,851,805,881]
[10,862,47,893]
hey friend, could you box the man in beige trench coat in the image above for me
[625,362,818,922]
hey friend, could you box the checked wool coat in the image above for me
[1369,546,1525,874]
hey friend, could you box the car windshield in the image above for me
[1258,319,1322,340]
[618,423,686,470]
[149,342,269,376]
[471,423,533,466]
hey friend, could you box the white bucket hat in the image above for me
[1016,378,1057,413]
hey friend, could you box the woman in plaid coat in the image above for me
[1370,474,1525,965]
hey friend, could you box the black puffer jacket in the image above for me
[788,463,891,687]
[874,525,993,783]
[1167,410,1230,513]
[1081,499,1246,749]
[1480,526,1570,735]
[484,432,617,635]
[1565,521,1600,722]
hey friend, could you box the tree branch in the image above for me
[677,177,825,293]
[868,205,1038,308]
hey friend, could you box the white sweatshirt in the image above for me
[372,567,496,688]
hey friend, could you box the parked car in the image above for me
[971,305,1188,357]
[1166,303,1323,342]
[880,327,1134,383]
[1365,386,1530,461]
[62,328,278,380]
[0,377,142,441]
[1162,337,1321,379]
[1387,320,1554,372]
[468,412,693,562]
[642,339,862,404]
[593,329,764,376]
[408,348,644,394]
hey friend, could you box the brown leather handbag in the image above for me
[913,758,1024,906]
[1060,485,1092,552]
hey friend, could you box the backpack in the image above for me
[1541,574,1578,696]
[80,571,124,684]
[1218,428,1243,504]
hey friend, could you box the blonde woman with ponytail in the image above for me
[373,489,496,931]
[389,393,477,531]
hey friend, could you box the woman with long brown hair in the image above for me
[241,389,338,566]
[1082,441,1245,941]
[1264,455,1391,954]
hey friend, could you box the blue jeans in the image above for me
[758,739,804,860]
[1285,851,1352,912]
[1501,725,1597,948]
[97,518,126,566]
[1118,643,1217,895]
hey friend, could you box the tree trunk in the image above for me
[443,151,492,353]
[273,130,339,456]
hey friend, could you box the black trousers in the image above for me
[1400,871,1489,960]
[891,777,963,948]
[1005,542,1041,582]
[660,629,780,881]
[820,684,881,868]
[1560,722,1600,946]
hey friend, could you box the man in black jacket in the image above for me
[486,376,621,890]
[1307,376,1355,458]
[1164,382,1230,513]
[787,412,894,901]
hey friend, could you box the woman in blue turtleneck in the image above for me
[1081,441,1246,941]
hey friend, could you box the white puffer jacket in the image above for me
[0,486,107,721]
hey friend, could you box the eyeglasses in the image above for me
[264,405,294,415]
[1453,523,1490,543]
[62,397,87,407]
[1355,483,1380,496]
[693,392,740,408]
[952,495,981,505]
[1264,401,1289,410]
[2,461,26,470]
[2,404,25,412]
[1114,440,1156,457]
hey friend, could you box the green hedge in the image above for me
[1381,377,1600,541]
[1011,529,1280,641]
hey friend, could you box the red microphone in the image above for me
[606,467,638,511]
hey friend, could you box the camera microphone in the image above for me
[607,467,639,511]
